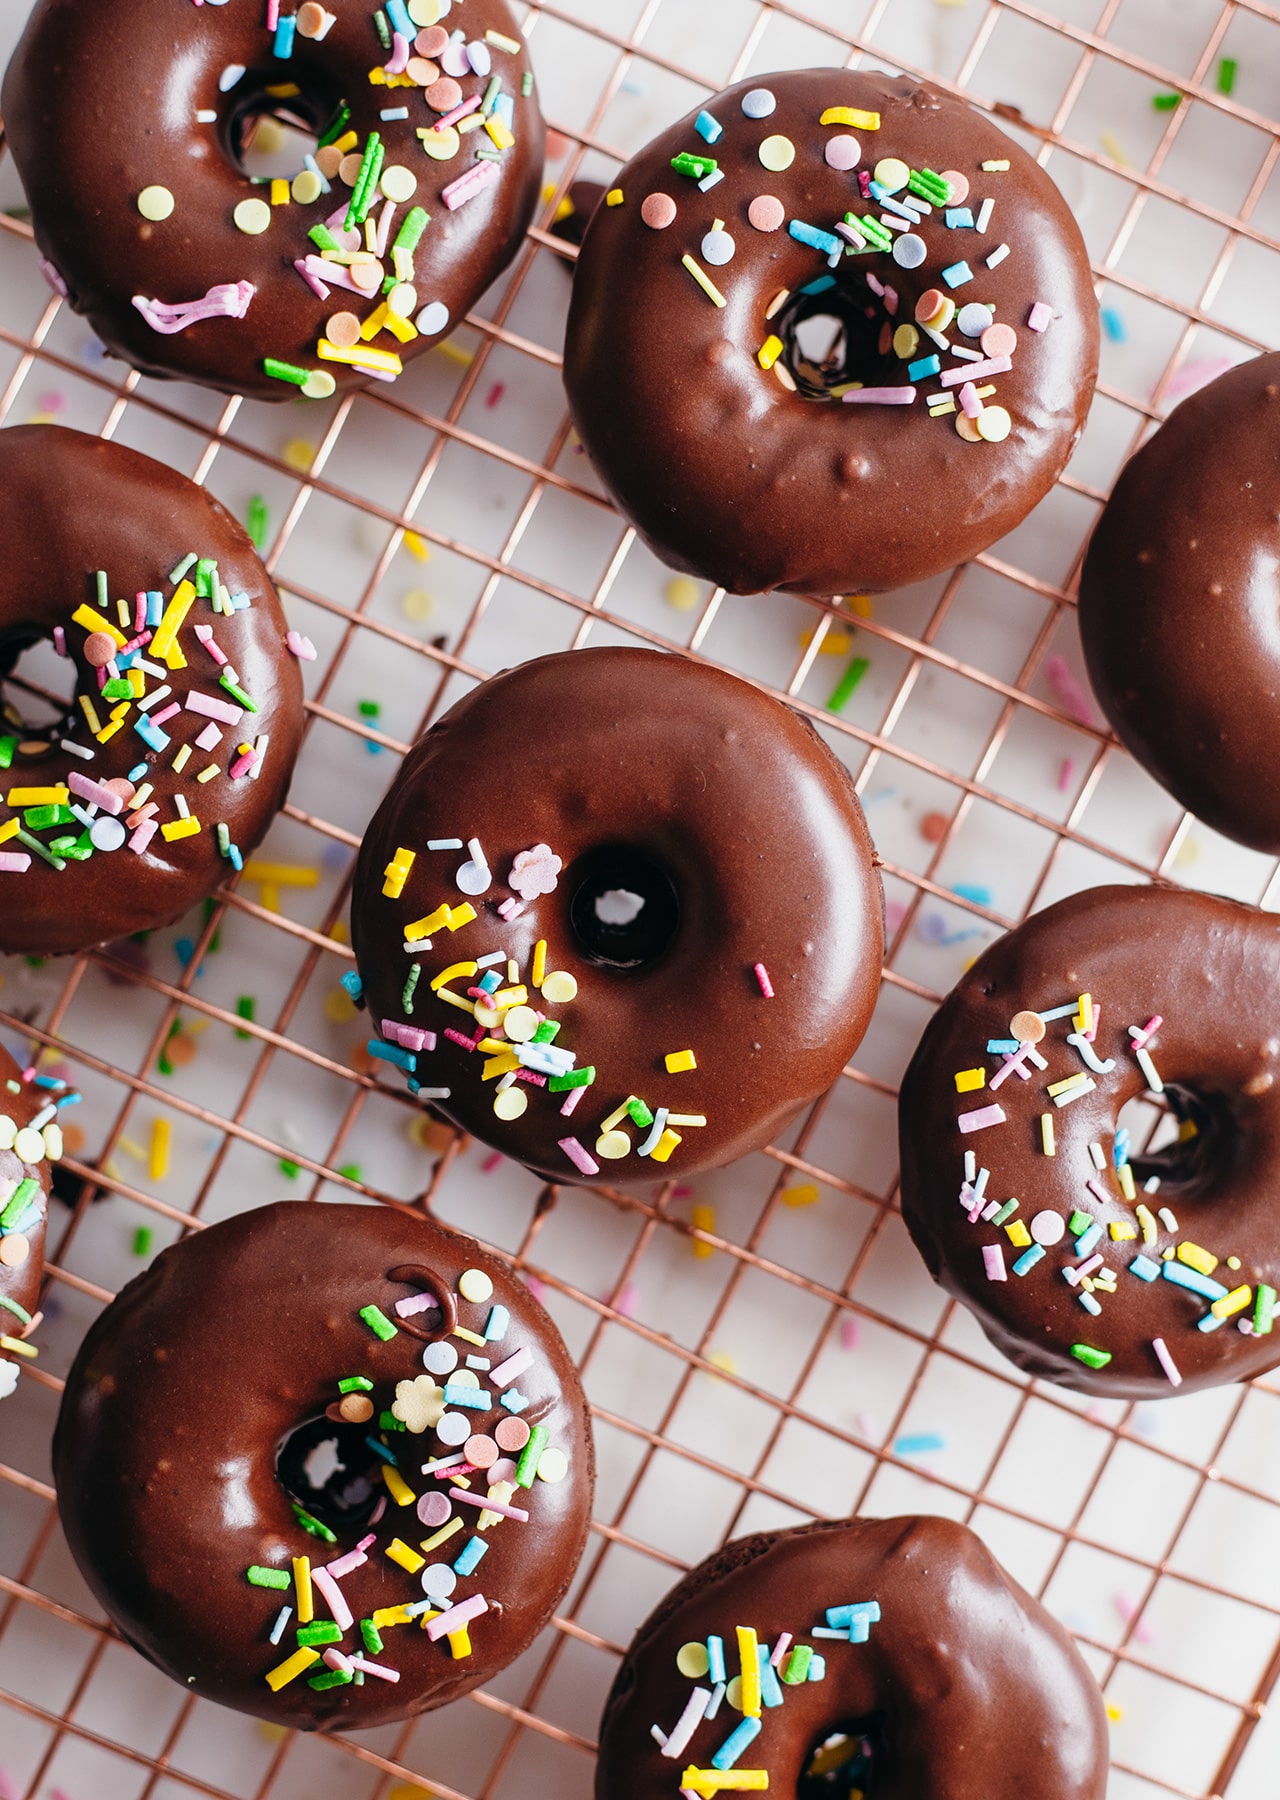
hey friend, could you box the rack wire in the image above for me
[1,0,1279,1795]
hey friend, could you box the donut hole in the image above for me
[777,280,901,400]
[225,78,338,182]
[1119,1084,1239,1198]
[276,1413,386,1537]
[567,845,681,970]
[799,1720,879,1794]
[0,631,79,736]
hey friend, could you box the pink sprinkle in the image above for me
[135,593,147,633]
[425,1593,488,1641]
[322,1647,354,1674]
[524,1274,545,1302]
[375,196,397,260]
[194,624,229,665]
[497,898,525,920]
[0,853,32,873]
[1084,1001,1101,1044]
[771,1632,792,1669]
[433,93,483,133]
[485,382,506,408]
[480,1150,503,1172]
[294,258,331,301]
[322,207,361,242]
[865,271,885,297]
[514,1068,546,1087]
[1085,1179,1110,1208]
[186,689,243,723]
[311,1566,353,1632]
[229,749,259,779]
[132,280,255,335]
[843,386,917,405]
[558,1135,600,1175]
[958,380,983,419]
[127,802,159,826]
[612,1280,638,1317]
[1057,756,1076,792]
[304,255,366,296]
[150,702,180,727]
[370,1495,387,1525]
[68,771,124,814]
[324,1546,368,1579]
[939,354,1011,389]
[285,630,318,662]
[1027,301,1053,332]
[882,285,899,316]
[989,1044,1034,1090]
[840,1315,860,1350]
[1044,654,1100,728]
[983,1243,1007,1281]
[266,0,280,26]
[1063,1253,1105,1287]
[490,1345,533,1389]
[442,160,500,211]
[52,626,66,656]
[129,819,159,854]
[195,722,222,751]
[753,962,774,998]
[449,1486,529,1521]
[445,1027,477,1051]
[394,1290,439,1318]
[958,1103,1006,1133]
[1151,1336,1182,1387]
[1130,1015,1162,1050]
[1164,355,1233,401]
[384,28,410,74]
[350,1654,400,1682]
[559,1085,584,1116]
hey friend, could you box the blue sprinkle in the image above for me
[478,970,503,994]
[341,970,363,999]
[385,0,414,37]
[945,207,975,227]
[893,1432,945,1457]
[134,716,169,752]
[229,591,251,611]
[907,354,941,380]
[800,274,837,295]
[368,1039,416,1072]
[987,1038,1020,1053]
[1113,1128,1131,1168]
[942,260,973,288]
[951,881,992,905]
[273,13,296,56]
[712,1717,761,1771]
[500,1388,529,1413]
[789,219,842,257]
[380,106,410,121]
[808,1654,826,1682]
[127,762,149,782]
[1163,1261,1228,1302]
[1013,1244,1046,1276]
[695,110,723,143]
[442,1384,491,1409]
[1075,1222,1105,1257]
[1079,1291,1102,1315]
[270,1605,293,1645]
[453,1535,488,1577]
[493,94,514,131]
[1130,1254,1161,1282]
[757,1644,783,1708]
[707,1634,726,1685]
[484,1304,510,1342]
[1101,306,1127,342]
[145,592,164,627]
[368,1434,397,1467]
[1197,1311,1227,1333]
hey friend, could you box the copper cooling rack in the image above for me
[2,1,1280,1797]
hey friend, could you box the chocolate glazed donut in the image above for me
[53,1201,594,1729]
[596,1516,1108,1799]
[900,883,1280,1398]
[349,647,884,1186]
[0,1046,64,1399]
[2,0,542,400]
[1079,352,1280,852]
[565,68,1098,597]
[0,425,302,954]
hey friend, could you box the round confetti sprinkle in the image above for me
[493,1087,528,1120]
[741,88,776,118]
[1010,1009,1046,1044]
[747,194,784,233]
[424,76,463,113]
[825,134,860,171]
[955,412,983,443]
[448,1367,480,1390]
[892,233,927,269]
[296,2,330,35]
[494,1415,531,1452]
[408,0,443,22]
[641,192,677,229]
[540,970,578,1004]
[233,198,271,236]
[89,816,127,853]
[405,56,440,86]
[892,324,919,359]
[421,1563,457,1599]
[1031,1210,1067,1246]
[981,321,1018,359]
[420,124,460,161]
[416,300,451,336]
[940,169,969,205]
[13,1128,43,1164]
[423,1340,458,1376]
[435,1411,471,1446]
[291,169,323,205]
[417,1490,452,1527]
[402,588,435,621]
[301,371,337,400]
[380,164,418,203]
[416,25,449,55]
[0,1235,28,1268]
[977,404,1012,442]
[957,302,994,338]
[501,1006,538,1044]
[726,1675,744,1712]
[83,631,117,667]
[666,576,701,610]
[316,145,343,178]
[920,810,949,843]
[137,185,175,222]
[338,1393,374,1424]
[339,152,366,186]
[326,311,361,349]
[351,261,382,294]
[873,156,910,193]
[701,228,735,266]
[388,282,418,319]
[677,1642,711,1678]
[758,135,795,172]
[465,1434,499,1468]
[459,1267,494,1304]
[536,1446,569,1483]
[596,1130,631,1161]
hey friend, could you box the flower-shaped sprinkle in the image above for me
[0,1360,19,1400]
[509,843,563,901]
[391,1374,446,1433]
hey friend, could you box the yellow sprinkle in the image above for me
[150,579,196,669]
[485,114,515,150]
[1005,1220,1032,1248]
[681,253,726,308]
[1046,1072,1089,1098]
[606,187,624,206]
[1074,992,1093,1033]
[270,177,290,206]
[665,577,701,612]
[1109,1221,1137,1241]
[371,1604,415,1628]
[531,938,547,988]
[403,529,431,562]
[1117,1162,1135,1200]
[292,1555,313,1625]
[492,985,528,1009]
[0,820,17,844]
[1136,1203,1157,1244]
[665,1049,697,1073]
[265,1647,320,1692]
[0,1336,36,1358]
[383,1463,416,1506]
[782,1183,818,1207]
[820,105,880,129]
[1101,131,1128,165]
[431,986,477,1017]
[954,1068,985,1092]
[691,1201,715,1255]
[650,1128,682,1164]
[1040,1113,1055,1156]
[600,1097,636,1133]
[382,307,419,345]
[333,129,358,153]
[172,744,191,774]
[737,1626,762,1717]
[385,1536,425,1572]
[1178,1241,1219,1275]
[420,1515,465,1555]
[453,1325,486,1347]
[447,1627,472,1659]
[435,338,474,366]
[928,397,957,417]
[666,1114,706,1127]
[71,602,127,646]
[680,1771,769,1797]
[540,970,578,1005]
[757,334,783,370]
[405,905,449,939]
[431,960,478,991]
[1211,1285,1251,1320]
[7,786,69,806]
[360,301,391,342]
[161,818,201,842]
[148,1117,170,1182]
[317,339,404,373]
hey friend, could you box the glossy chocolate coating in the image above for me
[350,647,884,1185]
[1079,353,1280,852]
[900,883,1280,1397]
[565,68,1098,598]
[2,0,542,401]
[53,1201,594,1729]
[597,1516,1108,1800]
[0,425,302,953]
[0,1046,57,1374]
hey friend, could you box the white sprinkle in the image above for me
[975,196,995,233]
[986,242,1010,268]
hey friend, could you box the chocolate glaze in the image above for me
[899,883,1280,1397]
[350,647,884,1185]
[53,1201,594,1729]
[0,425,302,954]
[2,0,541,401]
[596,1515,1108,1799]
[0,1046,57,1382]
[564,68,1098,598]
[1079,352,1280,852]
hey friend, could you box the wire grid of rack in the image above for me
[1,0,1280,1796]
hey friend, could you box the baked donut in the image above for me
[3,0,542,401]
[0,1045,69,1400]
[1079,352,1280,852]
[899,882,1280,1398]
[53,1200,593,1729]
[349,647,884,1185]
[565,68,1098,597]
[0,425,303,954]
[596,1515,1108,1799]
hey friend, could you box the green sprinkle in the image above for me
[338,1163,362,1182]
[1152,91,1181,110]
[100,680,133,702]
[95,570,109,610]
[1255,1283,1275,1335]
[292,1503,338,1543]
[671,152,716,179]
[15,829,65,871]
[264,358,311,388]
[308,1667,353,1690]
[346,133,385,231]
[379,1409,407,1432]
[157,1019,182,1077]
[392,206,430,254]
[169,552,198,584]
[1068,1210,1093,1236]
[530,1020,560,1044]
[521,70,533,97]
[402,963,421,1013]
[0,737,17,770]
[360,1304,397,1341]
[1,1179,40,1228]
[548,1065,595,1092]
[847,212,892,251]
[194,557,218,599]
[297,1620,342,1646]
[246,495,269,552]
[220,673,258,712]
[0,1293,33,1327]
[247,1565,292,1589]
[358,700,380,719]
[908,168,950,204]
[361,1618,384,1655]
[626,1097,655,1128]
[1217,57,1237,95]
[132,1226,153,1257]
[1071,1343,1111,1370]
[235,995,255,1039]
[339,1375,374,1394]
[782,1644,812,1684]
[826,657,869,714]
[991,1198,1019,1226]
[481,74,501,117]
[24,804,73,829]
[373,7,391,48]
[279,1159,300,1179]
[515,1423,548,1488]
[317,102,351,150]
